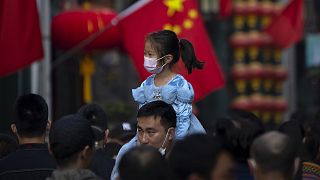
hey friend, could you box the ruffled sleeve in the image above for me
[176,80,194,103]
[132,75,154,106]
[132,80,147,105]
[173,76,195,139]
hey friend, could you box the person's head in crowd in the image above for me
[302,119,320,163]
[11,93,49,144]
[249,131,299,180]
[103,142,122,160]
[136,100,176,156]
[108,121,136,145]
[119,145,168,180]
[0,133,18,158]
[78,103,108,149]
[212,109,265,162]
[169,134,235,180]
[49,114,95,170]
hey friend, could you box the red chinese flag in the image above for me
[118,0,225,102]
[219,0,232,18]
[0,0,43,76]
[264,0,304,49]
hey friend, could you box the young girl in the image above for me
[132,29,206,139]
[111,30,206,180]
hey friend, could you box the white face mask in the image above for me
[158,129,170,156]
[144,55,167,74]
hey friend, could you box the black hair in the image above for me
[145,30,204,74]
[137,100,176,130]
[251,132,297,179]
[78,103,108,141]
[119,145,168,180]
[13,93,48,137]
[49,114,95,166]
[0,133,18,158]
[168,134,224,180]
[212,109,265,162]
[302,119,320,163]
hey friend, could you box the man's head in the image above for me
[119,146,168,180]
[78,103,108,144]
[136,101,176,154]
[169,134,234,180]
[11,93,48,139]
[213,109,264,162]
[49,114,95,169]
[108,121,136,145]
[249,131,299,180]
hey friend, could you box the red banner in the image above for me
[264,0,304,48]
[0,0,43,76]
[118,0,225,102]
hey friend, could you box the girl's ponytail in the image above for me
[179,39,204,74]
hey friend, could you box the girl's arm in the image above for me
[174,79,194,139]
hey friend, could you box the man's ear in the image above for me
[48,143,53,156]
[46,121,51,131]
[11,124,17,134]
[80,145,94,160]
[104,129,109,144]
[168,127,175,141]
[293,157,300,177]
[247,158,257,173]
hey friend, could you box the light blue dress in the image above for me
[110,74,205,180]
[132,74,206,138]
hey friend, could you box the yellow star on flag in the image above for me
[163,0,184,17]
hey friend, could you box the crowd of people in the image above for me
[0,30,320,180]
[0,93,320,180]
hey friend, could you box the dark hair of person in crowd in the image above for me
[119,145,168,180]
[302,119,320,163]
[278,112,310,180]
[137,100,176,130]
[0,133,18,159]
[49,114,95,167]
[145,29,204,74]
[170,134,234,180]
[212,109,265,162]
[78,103,108,144]
[13,93,48,137]
[107,121,136,145]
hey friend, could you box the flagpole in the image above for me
[32,0,52,121]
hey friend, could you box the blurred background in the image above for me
[0,0,319,132]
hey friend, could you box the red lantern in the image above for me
[273,66,288,81]
[51,10,121,51]
[231,96,252,111]
[231,64,250,80]
[229,32,249,48]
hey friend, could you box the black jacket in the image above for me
[0,143,56,180]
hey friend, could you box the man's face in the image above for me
[137,115,171,149]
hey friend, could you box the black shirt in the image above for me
[0,143,56,180]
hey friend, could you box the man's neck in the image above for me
[18,136,45,144]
